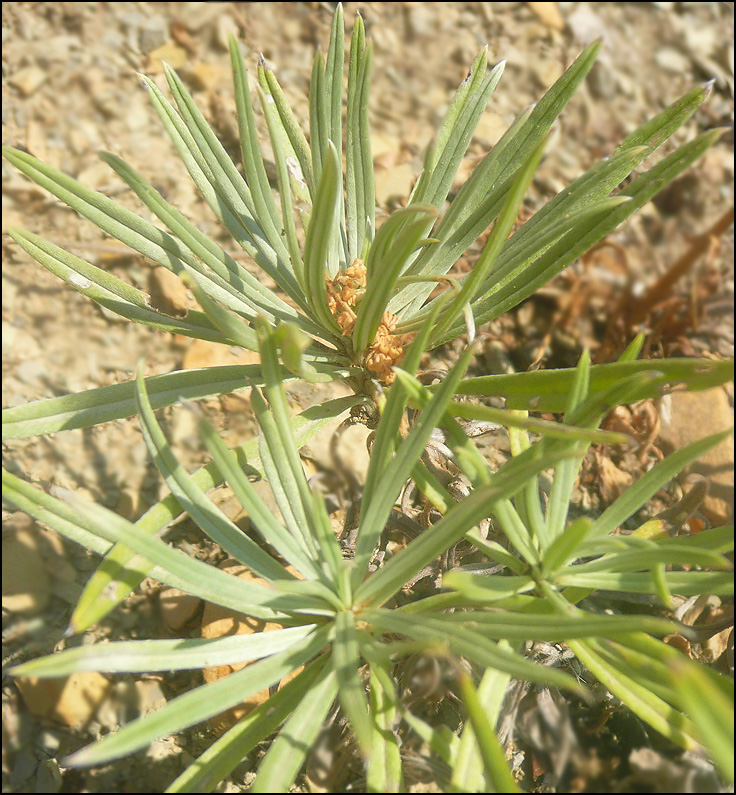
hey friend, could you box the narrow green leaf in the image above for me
[251,664,338,793]
[567,545,730,574]
[229,36,288,256]
[453,357,734,413]
[556,571,733,596]
[364,610,586,695]
[333,612,373,758]
[7,228,230,344]
[569,638,699,750]
[447,400,629,444]
[452,653,512,793]
[355,445,568,608]
[257,60,315,197]
[432,134,546,340]
[66,494,333,619]
[590,429,734,538]
[134,363,292,582]
[545,350,592,549]
[64,625,332,768]
[11,625,317,677]
[99,150,304,327]
[353,204,439,355]
[441,572,536,604]
[436,609,678,641]
[361,292,453,512]
[256,84,306,291]
[303,142,343,331]
[456,670,519,793]
[166,655,329,793]
[197,415,322,580]
[366,659,403,793]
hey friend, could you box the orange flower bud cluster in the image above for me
[325,260,406,384]
[364,311,405,384]
[325,259,367,335]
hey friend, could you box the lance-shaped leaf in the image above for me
[360,292,453,514]
[454,356,734,412]
[431,608,679,641]
[400,80,715,331]
[250,664,339,793]
[257,84,305,290]
[229,36,289,258]
[64,625,332,768]
[410,46,491,206]
[254,317,345,579]
[167,655,329,794]
[589,428,734,538]
[671,657,734,782]
[197,415,322,581]
[303,141,343,331]
[257,57,314,198]
[2,143,301,331]
[456,669,519,793]
[64,494,335,619]
[11,625,317,677]
[556,571,733,596]
[411,56,505,212]
[451,650,513,793]
[431,133,546,341]
[7,228,230,344]
[332,612,373,759]
[442,129,725,342]
[366,658,403,793]
[392,41,601,319]
[98,150,306,327]
[346,13,374,260]
[543,350,592,551]
[2,358,350,441]
[569,638,700,751]
[564,545,730,575]
[160,64,303,299]
[352,204,438,356]
[133,363,294,582]
[1,365,256,441]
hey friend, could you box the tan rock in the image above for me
[15,672,111,727]
[147,267,195,318]
[159,587,202,630]
[8,66,47,97]
[527,1,565,31]
[2,527,51,615]
[374,162,415,207]
[182,338,261,370]
[146,42,188,72]
[658,387,734,525]
[185,61,230,92]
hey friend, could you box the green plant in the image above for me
[1,5,729,439]
[5,325,733,791]
[3,3,734,791]
[2,4,731,620]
